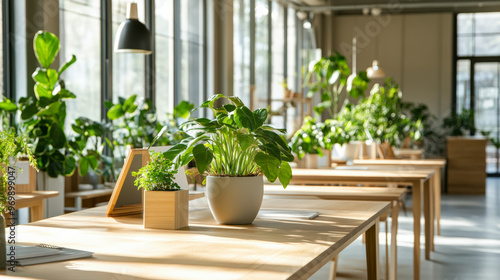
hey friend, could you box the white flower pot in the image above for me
[206,175,263,225]
[334,142,361,164]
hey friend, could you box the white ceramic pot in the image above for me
[206,175,263,225]
[334,142,361,163]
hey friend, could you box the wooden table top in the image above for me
[353,159,446,167]
[2,198,390,280]
[265,185,407,201]
[14,191,59,205]
[291,168,434,184]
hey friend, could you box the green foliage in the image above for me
[343,79,417,146]
[290,117,330,159]
[132,151,180,191]
[0,131,37,214]
[491,138,500,149]
[305,52,370,118]
[156,94,294,188]
[442,109,475,136]
[69,117,115,181]
[19,30,76,178]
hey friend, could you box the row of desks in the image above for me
[7,158,445,280]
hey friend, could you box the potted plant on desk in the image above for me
[132,151,188,230]
[0,130,37,269]
[156,94,294,225]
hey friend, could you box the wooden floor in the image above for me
[311,178,500,280]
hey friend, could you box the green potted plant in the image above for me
[290,116,331,168]
[132,151,188,229]
[156,94,294,225]
[17,30,77,217]
[0,131,37,269]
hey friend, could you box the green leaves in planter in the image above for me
[192,144,213,174]
[158,94,294,189]
[132,151,180,191]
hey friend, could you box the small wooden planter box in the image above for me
[143,189,189,229]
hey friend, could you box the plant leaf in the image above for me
[107,104,125,120]
[174,100,194,119]
[58,54,77,77]
[79,157,89,176]
[49,123,66,149]
[192,143,213,174]
[0,101,17,112]
[234,106,256,131]
[254,152,280,182]
[34,84,53,99]
[278,161,292,189]
[228,96,244,107]
[34,31,60,69]
[253,108,268,128]
[163,143,187,162]
[237,133,254,151]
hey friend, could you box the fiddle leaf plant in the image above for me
[19,30,76,178]
[153,94,294,188]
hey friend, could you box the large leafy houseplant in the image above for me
[18,31,76,177]
[160,94,294,188]
[305,52,370,118]
[155,94,294,224]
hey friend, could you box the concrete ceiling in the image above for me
[285,0,500,14]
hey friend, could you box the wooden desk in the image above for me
[13,191,59,222]
[290,168,434,280]
[2,198,389,280]
[264,185,407,280]
[394,148,424,159]
[353,158,446,236]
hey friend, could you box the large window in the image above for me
[60,0,102,127]
[254,0,269,109]
[180,0,205,115]
[455,12,500,175]
[233,0,251,104]
[155,0,174,121]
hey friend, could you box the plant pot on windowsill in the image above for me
[143,189,188,230]
[133,151,189,230]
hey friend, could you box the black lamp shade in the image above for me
[114,19,152,54]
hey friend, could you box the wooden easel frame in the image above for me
[106,148,151,217]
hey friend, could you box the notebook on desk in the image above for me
[11,244,93,266]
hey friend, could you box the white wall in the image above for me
[331,13,453,119]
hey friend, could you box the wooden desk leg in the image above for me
[389,202,400,280]
[329,254,339,280]
[366,219,379,280]
[434,167,442,236]
[423,179,431,260]
[411,179,422,280]
[30,200,44,222]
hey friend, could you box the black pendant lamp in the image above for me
[114,2,152,54]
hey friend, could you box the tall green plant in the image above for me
[154,94,294,188]
[18,31,76,177]
[305,52,370,118]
